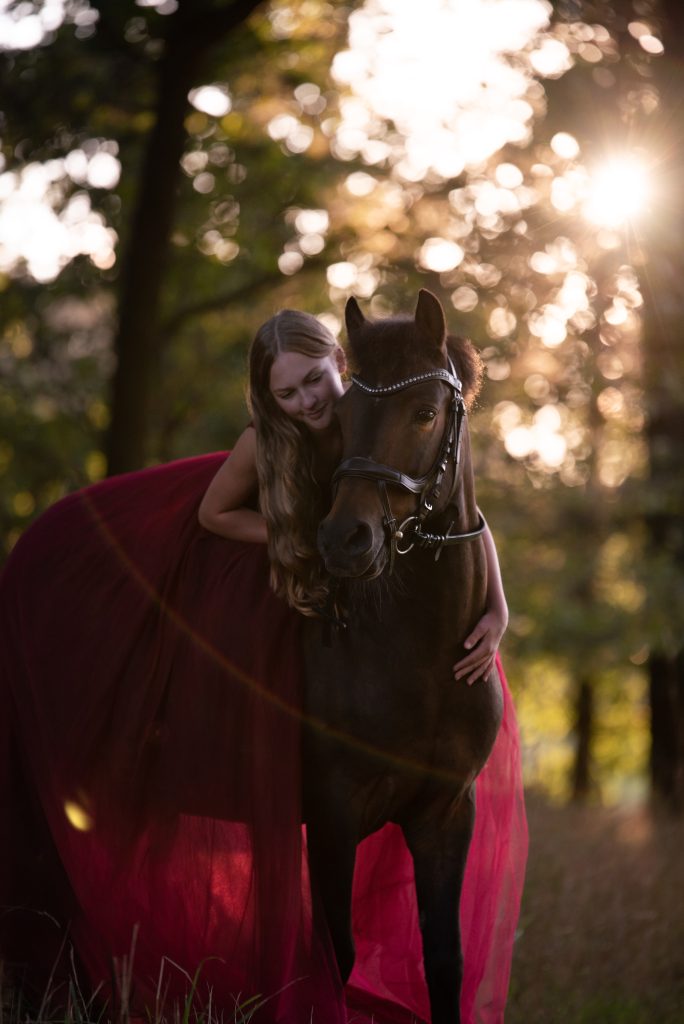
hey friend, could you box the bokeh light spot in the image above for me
[418,238,464,273]
[64,799,94,832]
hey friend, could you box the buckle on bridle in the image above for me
[394,515,419,555]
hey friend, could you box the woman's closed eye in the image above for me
[277,374,323,399]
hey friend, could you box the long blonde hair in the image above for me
[248,309,338,615]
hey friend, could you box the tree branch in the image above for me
[161,257,329,340]
[169,0,266,54]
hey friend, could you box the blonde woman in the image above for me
[199,309,347,617]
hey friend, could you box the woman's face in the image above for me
[269,349,345,432]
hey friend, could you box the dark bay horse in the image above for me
[303,289,504,1024]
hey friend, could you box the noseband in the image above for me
[332,359,486,572]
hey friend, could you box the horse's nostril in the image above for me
[343,521,373,556]
[318,518,373,559]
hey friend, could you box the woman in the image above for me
[0,308,525,1024]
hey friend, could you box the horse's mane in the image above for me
[347,315,484,410]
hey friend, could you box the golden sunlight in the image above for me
[0,156,119,281]
[500,402,569,470]
[583,156,651,229]
[332,0,552,178]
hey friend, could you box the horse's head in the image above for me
[319,289,483,579]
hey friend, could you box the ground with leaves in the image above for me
[508,792,684,1024]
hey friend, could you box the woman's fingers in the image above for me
[463,621,486,651]
[453,635,496,684]
[464,656,495,686]
[454,652,495,686]
[454,609,504,685]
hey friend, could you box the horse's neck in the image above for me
[311,421,343,483]
[408,473,486,621]
[436,459,480,534]
[341,516,484,632]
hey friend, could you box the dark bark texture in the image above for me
[105,0,264,475]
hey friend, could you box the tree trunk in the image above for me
[638,1,684,812]
[570,676,595,802]
[106,41,198,476]
[649,653,684,811]
[105,0,264,475]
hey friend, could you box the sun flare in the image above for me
[584,156,651,229]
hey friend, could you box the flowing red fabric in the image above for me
[0,454,527,1023]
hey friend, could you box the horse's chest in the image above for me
[304,619,501,798]
[308,630,443,725]
[305,644,466,776]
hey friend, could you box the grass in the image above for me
[2,793,684,1023]
[0,934,280,1024]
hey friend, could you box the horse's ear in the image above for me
[415,289,447,354]
[345,296,367,340]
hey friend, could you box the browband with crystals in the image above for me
[351,365,463,397]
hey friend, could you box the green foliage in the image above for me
[0,293,110,556]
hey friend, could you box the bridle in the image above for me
[331,357,486,573]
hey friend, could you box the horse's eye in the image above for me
[415,408,437,424]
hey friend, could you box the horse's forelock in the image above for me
[348,315,445,383]
[345,293,483,404]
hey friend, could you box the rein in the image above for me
[332,358,486,573]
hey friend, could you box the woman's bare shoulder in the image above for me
[231,424,257,460]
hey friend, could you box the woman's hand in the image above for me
[453,603,508,686]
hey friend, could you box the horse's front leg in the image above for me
[402,787,476,1024]
[305,792,358,982]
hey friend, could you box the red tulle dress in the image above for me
[0,454,527,1023]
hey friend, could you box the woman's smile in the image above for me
[306,403,327,421]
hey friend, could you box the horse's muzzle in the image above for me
[317,516,387,579]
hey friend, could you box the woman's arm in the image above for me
[197,427,268,543]
[452,517,509,685]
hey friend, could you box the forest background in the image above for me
[2,0,682,811]
[2,1,684,1019]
